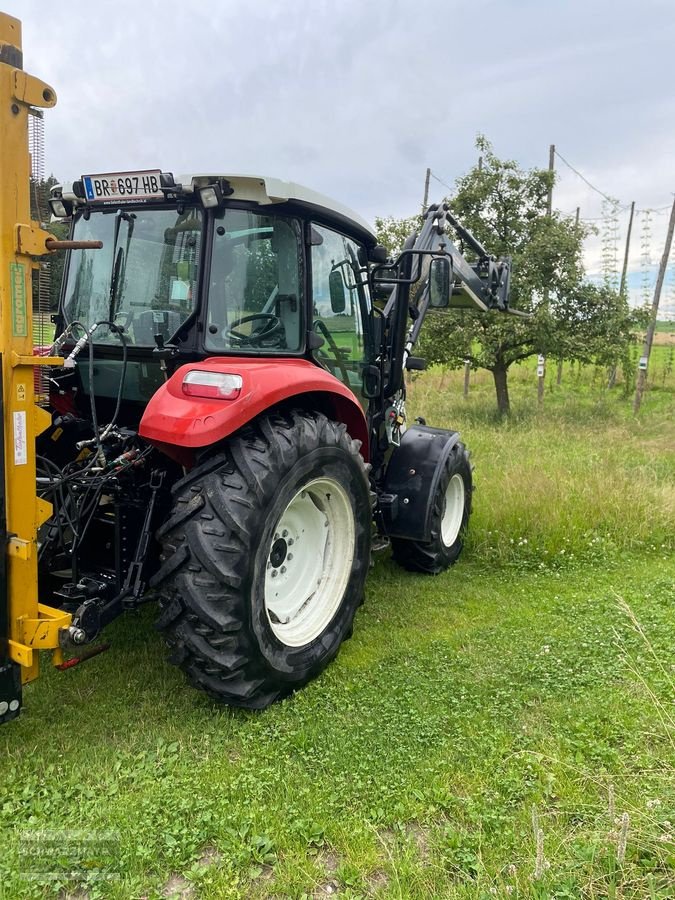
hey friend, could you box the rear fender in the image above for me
[139,357,369,466]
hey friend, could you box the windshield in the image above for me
[205,209,303,353]
[63,207,202,345]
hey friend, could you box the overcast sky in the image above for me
[8,0,675,314]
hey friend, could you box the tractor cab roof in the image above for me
[54,172,377,246]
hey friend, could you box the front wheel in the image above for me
[152,409,371,709]
[391,442,472,574]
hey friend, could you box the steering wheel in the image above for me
[227,313,283,346]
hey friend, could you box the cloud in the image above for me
[7,0,674,311]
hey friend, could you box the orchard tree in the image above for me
[377,138,640,415]
[552,280,647,373]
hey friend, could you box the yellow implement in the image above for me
[0,12,70,721]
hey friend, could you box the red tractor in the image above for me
[33,171,511,710]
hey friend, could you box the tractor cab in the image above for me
[50,172,379,416]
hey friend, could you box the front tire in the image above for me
[391,442,472,574]
[152,409,371,709]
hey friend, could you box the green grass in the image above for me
[32,314,55,346]
[407,360,674,566]
[1,361,673,899]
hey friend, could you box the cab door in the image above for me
[309,224,374,405]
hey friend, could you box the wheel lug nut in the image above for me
[282,529,288,538]
[288,538,294,546]
[280,566,286,574]
[271,570,277,578]
[287,553,293,561]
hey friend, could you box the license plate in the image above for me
[82,170,164,203]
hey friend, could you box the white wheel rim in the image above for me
[440,473,465,547]
[264,477,355,647]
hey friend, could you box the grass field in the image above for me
[0,357,673,899]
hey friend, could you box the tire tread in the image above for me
[154,409,370,708]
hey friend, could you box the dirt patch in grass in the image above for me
[311,848,341,896]
[378,821,430,862]
[406,821,431,862]
[315,848,340,874]
[249,861,275,892]
[377,826,396,847]
[197,843,222,867]
[365,867,390,894]
[161,873,194,898]
[312,878,340,896]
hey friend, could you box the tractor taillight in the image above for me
[182,371,243,400]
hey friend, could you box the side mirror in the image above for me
[429,257,451,308]
[368,244,389,264]
[329,269,347,314]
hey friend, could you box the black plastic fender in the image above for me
[379,425,461,542]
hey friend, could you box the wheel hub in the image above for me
[269,537,288,569]
[264,478,355,647]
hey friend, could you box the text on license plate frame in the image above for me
[82,170,164,202]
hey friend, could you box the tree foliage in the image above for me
[30,174,68,309]
[373,214,422,256]
[378,138,644,414]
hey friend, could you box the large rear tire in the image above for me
[390,441,472,574]
[151,409,371,709]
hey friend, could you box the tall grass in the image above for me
[407,360,675,565]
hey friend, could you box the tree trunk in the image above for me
[556,358,563,385]
[492,363,510,416]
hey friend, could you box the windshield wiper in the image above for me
[108,210,135,323]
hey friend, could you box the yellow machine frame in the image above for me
[0,11,71,691]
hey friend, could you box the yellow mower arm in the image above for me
[0,12,71,724]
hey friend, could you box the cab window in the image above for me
[310,225,372,394]
[206,209,303,352]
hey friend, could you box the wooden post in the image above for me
[542,146,555,309]
[619,201,635,297]
[537,355,545,405]
[575,207,580,225]
[633,197,675,414]
[547,145,555,217]
[463,360,470,399]
[422,167,430,213]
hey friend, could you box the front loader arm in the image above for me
[375,202,513,397]
[409,202,511,322]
